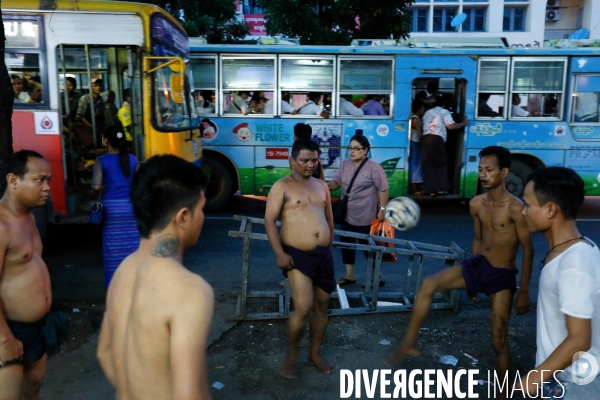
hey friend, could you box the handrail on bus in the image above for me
[144,56,185,74]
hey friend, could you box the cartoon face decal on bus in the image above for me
[233,122,253,141]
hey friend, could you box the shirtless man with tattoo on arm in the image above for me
[384,146,534,400]
[0,150,52,400]
[97,155,214,400]
[265,138,335,380]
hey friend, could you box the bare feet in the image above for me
[308,356,334,375]
[383,346,421,368]
[279,360,298,380]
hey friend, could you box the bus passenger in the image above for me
[61,77,81,123]
[264,91,296,115]
[409,100,425,195]
[249,91,267,114]
[227,91,249,114]
[339,95,364,117]
[361,95,387,116]
[478,93,501,117]
[12,75,30,103]
[511,94,530,117]
[117,89,134,144]
[77,78,106,138]
[297,92,329,118]
[27,81,42,103]
[421,94,468,197]
[197,90,215,115]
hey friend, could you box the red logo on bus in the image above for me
[266,148,289,160]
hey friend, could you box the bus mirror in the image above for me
[170,74,184,104]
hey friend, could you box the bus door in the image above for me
[57,44,143,217]
[398,56,476,197]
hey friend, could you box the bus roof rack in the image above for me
[351,39,398,46]
[399,36,507,48]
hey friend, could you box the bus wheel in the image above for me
[505,160,532,198]
[204,157,232,212]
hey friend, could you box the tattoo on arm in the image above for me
[151,234,179,257]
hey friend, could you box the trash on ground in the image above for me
[249,325,254,328]
[72,308,80,313]
[215,365,225,370]
[463,352,479,365]
[211,382,225,390]
[379,339,391,345]
[377,301,402,307]
[419,328,430,332]
[439,355,458,366]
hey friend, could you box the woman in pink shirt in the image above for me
[327,135,389,286]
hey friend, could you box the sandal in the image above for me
[414,191,426,196]
[337,277,357,286]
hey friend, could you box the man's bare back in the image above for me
[276,175,331,251]
[99,250,213,400]
[469,191,526,269]
[97,154,214,400]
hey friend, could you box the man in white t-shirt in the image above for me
[227,91,249,114]
[511,93,531,117]
[521,167,600,399]
[297,92,329,118]
[264,91,297,115]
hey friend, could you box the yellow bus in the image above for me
[3,0,201,225]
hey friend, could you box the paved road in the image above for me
[40,196,599,399]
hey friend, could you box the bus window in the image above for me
[571,75,600,124]
[476,58,508,119]
[190,57,216,115]
[338,58,393,118]
[221,57,275,115]
[153,60,190,129]
[280,57,333,117]
[5,16,46,106]
[510,58,566,119]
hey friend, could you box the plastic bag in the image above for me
[370,218,397,263]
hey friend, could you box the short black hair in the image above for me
[131,155,208,238]
[426,81,439,93]
[66,76,77,88]
[293,123,312,139]
[4,150,44,179]
[349,134,370,152]
[478,146,511,170]
[123,88,130,99]
[291,138,319,158]
[308,92,321,102]
[526,167,584,220]
[411,100,424,114]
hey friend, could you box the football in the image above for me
[384,197,420,231]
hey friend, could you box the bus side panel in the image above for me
[12,111,66,214]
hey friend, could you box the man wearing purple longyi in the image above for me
[385,146,534,400]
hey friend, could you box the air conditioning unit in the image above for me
[546,9,561,21]
[546,0,560,7]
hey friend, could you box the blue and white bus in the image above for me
[188,39,600,211]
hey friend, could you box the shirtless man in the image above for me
[265,138,335,380]
[0,150,52,400]
[97,155,214,400]
[384,146,533,399]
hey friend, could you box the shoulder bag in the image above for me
[332,158,368,224]
[88,190,103,224]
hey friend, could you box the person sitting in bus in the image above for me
[12,75,30,103]
[297,92,329,118]
[27,81,43,103]
[478,93,501,117]
[197,90,215,115]
[103,90,119,127]
[511,93,530,117]
[339,95,364,117]
[249,91,267,114]
[227,91,249,115]
[61,77,81,123]
[361,95,387,116]
[118,88,134,144]
[77,78,106,140]
[264,91,297,115]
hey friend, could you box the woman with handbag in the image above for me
[91,125,140,288]
[327,135,389,286]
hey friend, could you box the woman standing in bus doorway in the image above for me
[409,100,425,195]
[420,94,469,197]
[92,125,140,288]
[327,135,389,286]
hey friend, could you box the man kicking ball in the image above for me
[385,146,533,400]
